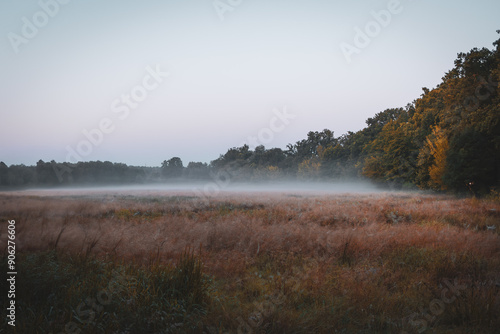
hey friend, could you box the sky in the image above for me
[1,0,499,167]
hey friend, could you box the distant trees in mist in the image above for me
[0,160,164,188]
[1,32,499,195]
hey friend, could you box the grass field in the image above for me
[1,189,499,333]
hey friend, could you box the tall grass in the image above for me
[0,249,211,333]
[1,191,499,333]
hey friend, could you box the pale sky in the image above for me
[1,0,499,166]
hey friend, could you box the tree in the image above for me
[0,162,8,186]
[361,115,417,187]
[297,158,321,179]
[291,129,336,159]
[425,126,449,190]
[162,157,184,178]
[36,159,59,185]
[211,144,253,170]
[185,162,209,179]
[443,128,498,194]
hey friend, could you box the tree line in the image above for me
[1,32,499,195]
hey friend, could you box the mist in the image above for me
[6,179,398,199]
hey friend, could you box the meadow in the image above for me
[1,188,499,333]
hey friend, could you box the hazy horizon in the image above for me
[3,180,406,199]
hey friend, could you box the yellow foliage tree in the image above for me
[298,158,321,178]
[426,126,449,190]
[362,156,385,179]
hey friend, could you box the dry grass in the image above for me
[1,190,499,333]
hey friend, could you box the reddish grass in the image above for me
[2,191,498,262]
[1,190,499,332]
